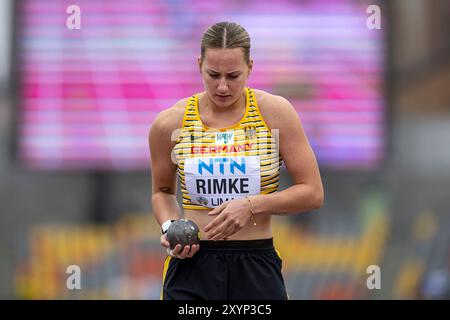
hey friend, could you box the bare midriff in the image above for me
[184,208,273,240]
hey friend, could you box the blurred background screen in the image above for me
[16,0,386,171]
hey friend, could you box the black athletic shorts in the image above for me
[161,238,288,300]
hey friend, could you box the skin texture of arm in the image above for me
[148,99,199,258]
[248,90,324,216]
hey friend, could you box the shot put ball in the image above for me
[166,219,200,249]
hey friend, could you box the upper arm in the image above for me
[148,107,183,195]
[264,95,323,190]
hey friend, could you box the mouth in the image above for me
[216,94,231,99]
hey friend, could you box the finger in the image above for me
[204,213,226,232]
[224,224,240,238]
[210,229,227,240]
[208,221,229,240]
[186,244,200,258]
[166,247,179,258]
[206,215,229,237]
[209,220,235,238]
[210,224,233,240]
[178,245,191,259]
[171,244,183,255]
[211,223,239,240]
[208,202,227,216]
[160,234,171,247]
[188,244,200,258]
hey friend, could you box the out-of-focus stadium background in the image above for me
[1,0,449,299]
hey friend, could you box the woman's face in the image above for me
[199,48,252,108]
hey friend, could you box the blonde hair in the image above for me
[200,21,251,65]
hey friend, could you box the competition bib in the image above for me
[184,156,261,208]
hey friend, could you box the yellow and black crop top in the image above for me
[173,88,283,211]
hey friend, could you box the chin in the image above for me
[214,95,238,107]
[213,99,231,108]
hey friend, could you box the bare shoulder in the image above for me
[253,89,298,129]
[150,97,189,135]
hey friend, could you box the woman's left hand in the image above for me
[204,198,252,240]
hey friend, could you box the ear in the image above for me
[197,56,202,73]
[248,59,253,76]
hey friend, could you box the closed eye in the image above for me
[207,73,241,79]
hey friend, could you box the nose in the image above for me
[217,77,228,93]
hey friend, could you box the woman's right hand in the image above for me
[160,234,200,259]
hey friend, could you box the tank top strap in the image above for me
[180,94,200,130]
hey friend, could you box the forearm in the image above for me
[152,192,181,226]
[249,183,323,216]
